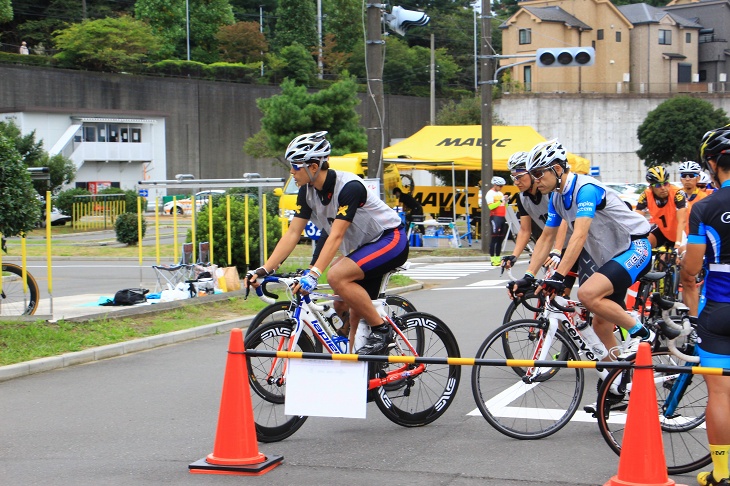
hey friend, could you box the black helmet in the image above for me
[699,124,730,166]
[645,166,669,185]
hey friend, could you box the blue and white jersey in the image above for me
[545,173,651,268]
[688,181,730,303]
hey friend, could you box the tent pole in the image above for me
[480,0,494,254]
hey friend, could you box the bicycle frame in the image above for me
[255,281,425,392]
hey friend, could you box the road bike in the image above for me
[243,268,417,342]
[595,294,709,475]
[651,246,681,302]
[470,271,670,440]
[244,272,461,443]
[1,263,40,317]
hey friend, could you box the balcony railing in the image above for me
[499,81,730,95]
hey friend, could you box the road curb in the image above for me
[0,283,424,383]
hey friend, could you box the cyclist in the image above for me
[486,176,508,266]
[500,151,575,293]
[635,166,687,251]
[683,125,730,486]
[697,172,716,195]
[508,140,654,398]
[392,186,424,227]
[244,131,408,355]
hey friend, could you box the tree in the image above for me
[277,42,318,85]
[216,21,267,63]
[0,0,12,24]
[135,0,234,61]
[274,0,317,52]
[636,96,730,167]
[321,33,350,79]
[244,77,366,165]
[322,0,362,56]
[53,15,165,71]
[0,121,76,195]
[0,133,41,238]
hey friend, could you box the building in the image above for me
[664,0,730,90]
[1,108,168,203]
[618,3,702,94]
[500,0,703,94]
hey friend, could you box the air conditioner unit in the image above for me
[692,73,700,83]
[623,73,630,83]
[720,73,728,82]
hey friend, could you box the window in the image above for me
[132,128,141,143]
[108,124,119,142]
[616,31,622,42]
[597,29,604,40]
[659,29,672,45]
[699,70,707,82]
[524,66,532,92]
[121,127,129,142]
[83,126,96,142]
[686,32,691,43]
[519,28,531,45]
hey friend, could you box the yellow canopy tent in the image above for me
[346,125,589,173]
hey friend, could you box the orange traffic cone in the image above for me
[603,342,687,486]
[189,328,283,476]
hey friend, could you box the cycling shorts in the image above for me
[347,225,409,299]
[595,237,652,306]
[696,300,730,357]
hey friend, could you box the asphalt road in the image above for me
[0,262,700,486]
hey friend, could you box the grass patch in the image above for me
[0,296,272,366]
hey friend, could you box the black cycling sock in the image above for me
[371,322,389,333]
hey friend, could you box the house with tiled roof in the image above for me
[500,0,703,93]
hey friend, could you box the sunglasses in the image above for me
[289,161,310,171]
[650,182,669,188]
[510,171,529,182]
[529,168,550,180]
[680,173,698,179]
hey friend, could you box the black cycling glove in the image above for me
[508,273,536,297]
[541,272,566,295]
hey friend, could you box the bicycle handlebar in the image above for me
[549,295,575,314]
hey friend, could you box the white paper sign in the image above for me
[284,359,368,419]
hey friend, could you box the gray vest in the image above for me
[305,171,402,255]
[551,174,650,267]
[519,191,550,230]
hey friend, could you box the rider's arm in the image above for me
[553,220,569,252]
[681,207,705,276]
[510,214,533,262]
[675,207,687,247]
[525,195,560,275]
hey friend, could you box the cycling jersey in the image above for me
[687,182,730,303]
[546,173,651,268]
[637,186,686,242]
[517,189,573,242]
[297,170,402,255]
[486,189,506,217]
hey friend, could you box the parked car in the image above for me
[603,182,646,210]
[163,190,226,215]
[35,194,72,227]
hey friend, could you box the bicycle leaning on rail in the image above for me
[1,238,40,316]
[243,270,461,443]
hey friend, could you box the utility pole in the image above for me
[480,0,494,253]
[365,2,385,181]
[317,0,324,79]
[430,33,436,125]
[260,6,264,77]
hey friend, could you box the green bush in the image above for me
[191,193,281,272]
[146,60,207,78]
[205,62,258,82]
[98,187,146,213]
[0,52,57,67]
[55,188,91,216]
[114,212,147,245]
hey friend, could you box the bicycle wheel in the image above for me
[595,350,709,475]
[1,263,39,316]
[373,312,461,427]
[471,319,584,440]
[384,294,417,319]
[502,292,543,324]
[244,301,293,339]
[244,320,312,443]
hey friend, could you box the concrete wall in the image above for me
[494,92,730,182]
[0,64,434,183]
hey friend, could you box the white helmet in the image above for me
[677,161,701,174]
[526,139,567,172]
[699,172,712,185]
[491,176,506,186]
[507,151,529,172]
[285,131,331,163]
